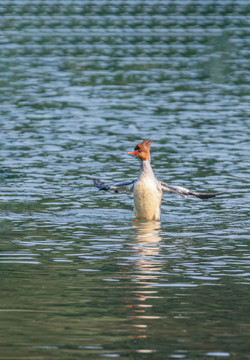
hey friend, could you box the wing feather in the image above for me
[161,181,223,199]
[94,179,136,193]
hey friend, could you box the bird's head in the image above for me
[128,139,153,161]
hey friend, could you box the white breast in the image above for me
[133,177,162,220]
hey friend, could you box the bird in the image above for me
[94,139,223,221]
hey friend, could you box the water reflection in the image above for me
[133,220,162,243]
[132,220,162,283]
[128,221,163,348]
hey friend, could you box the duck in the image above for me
[94,139,223,220]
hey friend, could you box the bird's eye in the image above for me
[138,150,142,153]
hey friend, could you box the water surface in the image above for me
[0,1,250,359]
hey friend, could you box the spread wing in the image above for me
[94,179,136,193]
[160,181,223,199]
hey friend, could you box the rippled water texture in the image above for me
[0,1,250,359]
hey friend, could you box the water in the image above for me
[0,0,250,359]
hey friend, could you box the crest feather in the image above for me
[135,139,153,151]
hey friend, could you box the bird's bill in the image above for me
[128,151,138,155]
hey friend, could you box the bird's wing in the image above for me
[160,181,223,199]
[94,179,136,193]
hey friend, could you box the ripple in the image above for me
[205,352,230,357]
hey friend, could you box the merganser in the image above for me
[94,139,223,221]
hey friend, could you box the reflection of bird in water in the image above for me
[127,221,163,345]
[132,220,162,285]
[133,220,162,242]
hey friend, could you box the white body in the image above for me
[133,161,162,220]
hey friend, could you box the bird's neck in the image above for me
[139,160,155,178]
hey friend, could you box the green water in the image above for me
[0,1,250,359]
